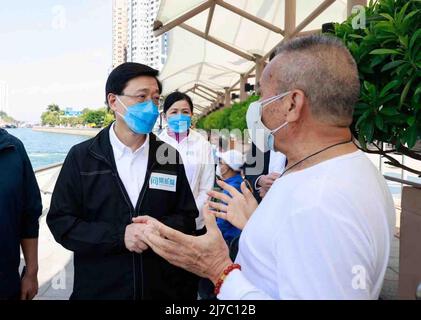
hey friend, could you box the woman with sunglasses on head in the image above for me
[158,92,215,236]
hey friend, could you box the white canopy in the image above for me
[154,0,361,114]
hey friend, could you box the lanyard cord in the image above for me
[280,139,353,178]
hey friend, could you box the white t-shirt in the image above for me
[219,150,395,300]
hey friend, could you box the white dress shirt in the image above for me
[219,151,395,300]
[159,129,215,230]
[109,123,149,208]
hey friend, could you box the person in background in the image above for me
[255,150,287,199]
[158,92,215,235]
[215,149,244,245]
[0,129,42,300]
[209,134,220,164]
[198,149,244,300]
[243,142,269,202]
[243,144,287,202]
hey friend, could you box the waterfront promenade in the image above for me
[32,126,101,137]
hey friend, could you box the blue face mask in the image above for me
[167,114,191,133]
[116,96,159,134]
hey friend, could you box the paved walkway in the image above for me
[380,230,400,300]
[32,211,73,300]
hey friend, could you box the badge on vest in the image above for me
[149,172,177,192]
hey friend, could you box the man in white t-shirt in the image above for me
[137,35,395,300]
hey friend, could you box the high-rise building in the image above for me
[112,0,128,68]
[127,0,168,71]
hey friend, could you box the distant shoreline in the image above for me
[32,126,101,137]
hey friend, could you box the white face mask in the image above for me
[246,92,290,152]
[216,164,228,178]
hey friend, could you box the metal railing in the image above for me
[34,162,64,174]
[383,175,421,189]
[35,162,63,195]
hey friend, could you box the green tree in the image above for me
[195,95,259,131]
[103,113,115,127]
[40,104,114,128]
[82,108,90,115]
[329,0,421,175]
[47,104,60,112]
[83,110,106,128]
[229,95,259,131]
[41,111,60,126]
[0,111,15,123]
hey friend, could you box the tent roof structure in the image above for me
[154,0,366,115]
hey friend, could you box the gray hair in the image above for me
[274,34,360,127]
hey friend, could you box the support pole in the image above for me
[284,0,296,38]
[240,74,248,102]
[254,55,265,91]
[224,87,231,107]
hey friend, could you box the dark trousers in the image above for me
[198,278,217,300]
[0,292,20,300]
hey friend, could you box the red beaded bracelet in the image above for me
[214,263,241,296]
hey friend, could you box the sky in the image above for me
[0,0,112,122]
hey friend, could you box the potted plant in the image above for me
[329,0,420,299]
